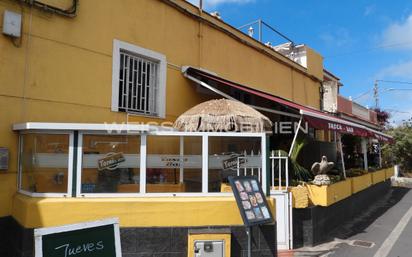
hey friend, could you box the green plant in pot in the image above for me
[272,138,313,185]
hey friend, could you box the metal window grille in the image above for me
[118,50,159,115]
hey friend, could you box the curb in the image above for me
[391,176,412,188]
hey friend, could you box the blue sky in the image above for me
[187,0,412,124]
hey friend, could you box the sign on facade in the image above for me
[222,155,247,170]
[98,153,125,171]
[34,218,122,257]
[161,156,188,168]
[228,176,273,226]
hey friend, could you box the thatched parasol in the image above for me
[173,99,272,132]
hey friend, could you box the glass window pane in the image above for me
[146,136,202,193]
[20,133,70,194]
[208,136,262,192]
[81,135,140,194]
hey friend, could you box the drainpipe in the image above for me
[19,0,78,18]
[199,0,203,13]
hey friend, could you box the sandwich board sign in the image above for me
[34,218,121,257]
[228,176,274,226]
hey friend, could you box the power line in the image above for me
[352,80,412,108]
[353,89,372,100]
[374,80,412,108]
[376,80,412,85]
[384,108,411,114]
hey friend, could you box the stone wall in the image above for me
[293,181,391,247]
[1,218,277,257]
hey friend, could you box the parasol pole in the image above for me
[288,116,303,157]
[338,133,346,179]
[179,136,184,183]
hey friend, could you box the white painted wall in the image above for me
[352,102,370,121]
[322,80,338,113]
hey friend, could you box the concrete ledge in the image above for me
[391,176,412,188]
[11,194,275,228]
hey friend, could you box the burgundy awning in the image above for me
[301,111,369,137]
[368,130,394,144]
[299,109,394,143]
[183,66,394,143]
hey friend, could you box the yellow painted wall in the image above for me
[307,179,352,207]
[351,174,372,194]
[371,169,386,185]
[305,46,324,81]
[293,167,392,207]
[384,167,394,179]
[0,0,322,217]
[0,173,17,217]
[12,194,276,228]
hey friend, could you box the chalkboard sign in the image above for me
[34,218,121,257]
[229,176,274,226]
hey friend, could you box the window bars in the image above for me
[118,50,159,115]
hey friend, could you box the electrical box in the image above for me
[3,10,22,37]
[194,240,224,257]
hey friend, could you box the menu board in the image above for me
[229,176,274,226]
[34,218,121,257]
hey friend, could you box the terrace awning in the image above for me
[183,66,393,143]
[300,110,369,137]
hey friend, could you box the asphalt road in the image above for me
[294,187,412,257]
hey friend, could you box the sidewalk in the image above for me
[287,187,412,257]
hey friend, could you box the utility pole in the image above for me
[374,80,379,109]
[373,79,412,109]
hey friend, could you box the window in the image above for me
[16,128,267,197]
[208,136,262,192]
[112,40,166,118]
[146,136,202,193]
[18,133,72,196]
[79,134,140,195]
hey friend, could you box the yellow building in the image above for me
[0,0,325,256]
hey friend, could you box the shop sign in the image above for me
[304,115,369,137]
[98,152,125,171]
[371,132,394,143]
[228,176,273,226]
[161,156,188,168]
[34,218,122,257]
[222,155,247,170]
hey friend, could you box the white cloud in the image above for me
[382,14,412,50]
[377,60,412,80]
[319,27,354,48]
[186,0,254,8]
[388,107,412,125]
